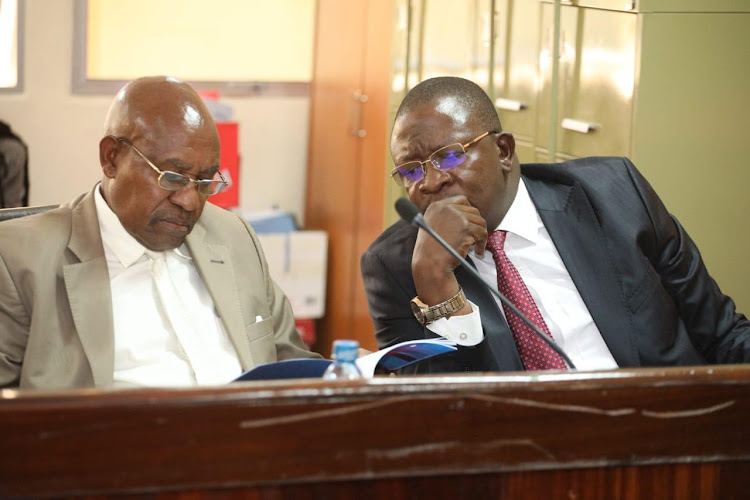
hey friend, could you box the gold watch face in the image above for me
[410,299,428,325]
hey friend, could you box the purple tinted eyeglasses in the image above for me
[391,131,495,187]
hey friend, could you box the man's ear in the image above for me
[496,131,516,172]
[100,136,119,179]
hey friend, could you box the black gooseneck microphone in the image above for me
[395,197,576,370]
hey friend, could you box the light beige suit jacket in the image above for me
[0,187,317,389]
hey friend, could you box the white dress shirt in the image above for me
[94,186,242,387]
[426,179,619,370]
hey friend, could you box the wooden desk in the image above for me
[1,366,749,498]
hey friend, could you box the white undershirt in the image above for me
[426,180,619,371]
[94,186,242,387]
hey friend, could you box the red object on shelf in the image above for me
[295,319,316,347]
[211,122,239,209]
[199,90,220,100]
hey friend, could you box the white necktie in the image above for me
[146,250,226,385]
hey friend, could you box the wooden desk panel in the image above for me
[1,366,749,498]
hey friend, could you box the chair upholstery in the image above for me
[0,205,58,222]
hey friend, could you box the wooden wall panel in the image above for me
[305,0,392,355]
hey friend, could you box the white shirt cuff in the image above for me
[425,300,484,346]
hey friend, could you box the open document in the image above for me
[234,338,457,381]
[354,337,457,376]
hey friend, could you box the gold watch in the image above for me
[410,286,467,326]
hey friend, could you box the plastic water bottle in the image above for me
[322,340,363,380]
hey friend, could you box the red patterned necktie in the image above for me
[486,230,567,370]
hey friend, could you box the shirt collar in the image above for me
[494,178,541,244]
[94,184,191,267]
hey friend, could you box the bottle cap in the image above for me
[332,340,359,363]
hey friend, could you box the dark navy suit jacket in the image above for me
[361,157,750,372]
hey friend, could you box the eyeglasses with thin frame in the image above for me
[391,131,496,187]
[111,136,229,196]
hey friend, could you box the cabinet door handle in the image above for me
[561,118,597,134]
[349,91,369,138]
[495,98,527,112]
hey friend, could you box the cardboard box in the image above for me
[256,231,328,320]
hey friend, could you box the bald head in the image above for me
[104,76,217,146]
[394,77,502,135]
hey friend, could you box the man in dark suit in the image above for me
[361,76,749,372]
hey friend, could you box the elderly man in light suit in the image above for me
[0,76,316,389]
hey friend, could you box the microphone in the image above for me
[395,197,576,370]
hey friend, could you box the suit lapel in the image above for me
[525,177,639,367]
[456,263,524,371]
[64,189,114,386]
[186,223,253,369]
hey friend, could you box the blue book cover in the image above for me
[233,338,457,381]
[366,340,457,374]
[234,358,332,382]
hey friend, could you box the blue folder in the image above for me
[234,358,333,382]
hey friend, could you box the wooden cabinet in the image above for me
[536,3,637,160]
[533,0,750,313]
[492,0,543,163]
[304,0,394,354]
[419,0,493,85]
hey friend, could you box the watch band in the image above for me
[410,286,467,326]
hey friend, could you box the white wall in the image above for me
[0,0,311,220]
